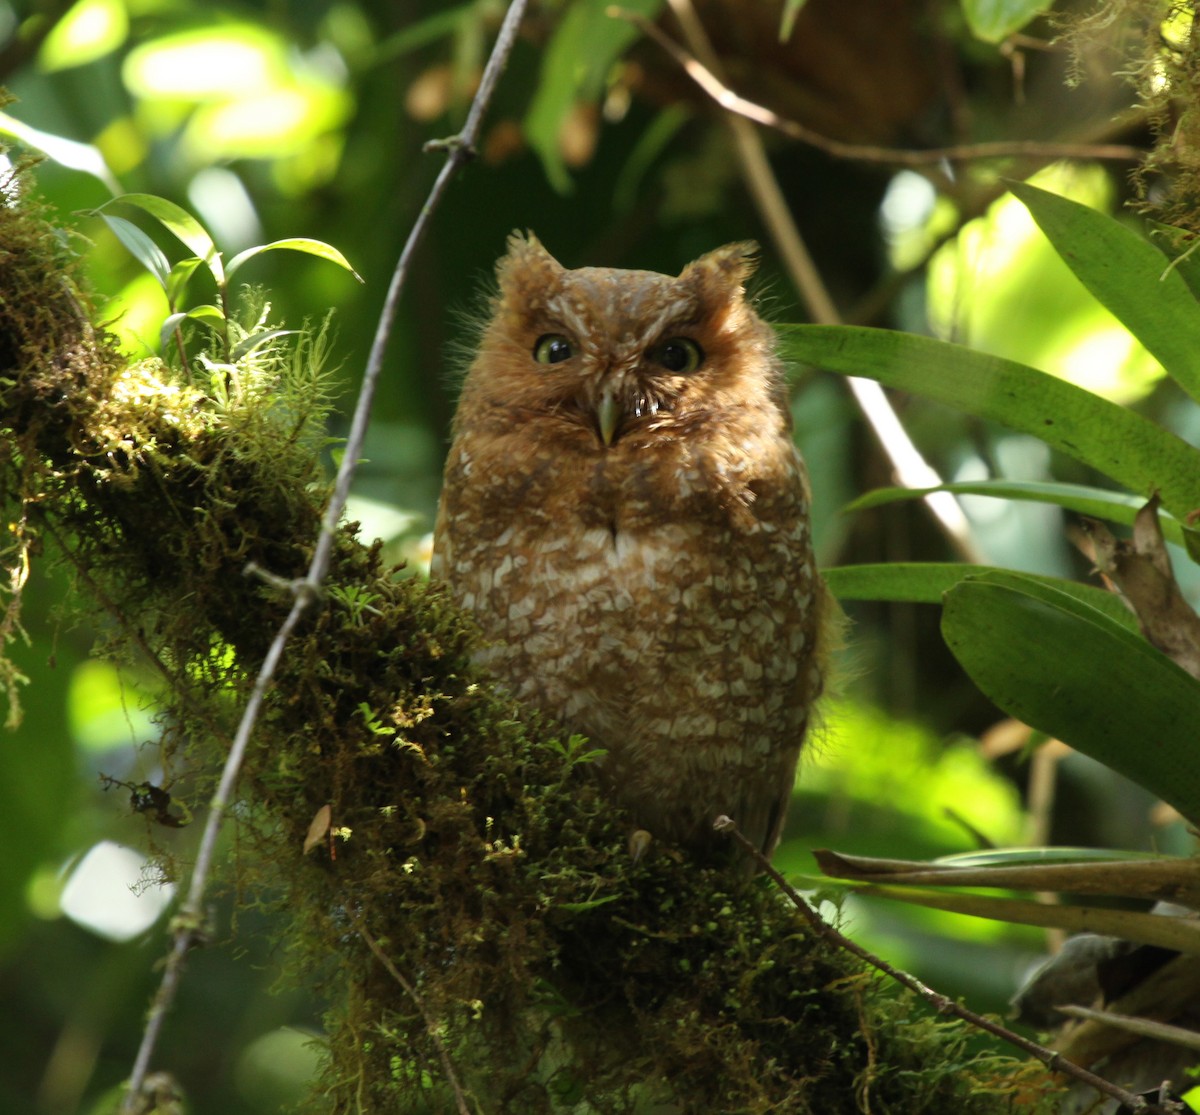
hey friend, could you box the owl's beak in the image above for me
[596,387,621,446]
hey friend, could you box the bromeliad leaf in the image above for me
[845,478,1192,548]
[824,562,1139,631]
[1010,181,1200,404]
[941,570,1200,825]
[779,325,1200,526]
[226,238,363,283]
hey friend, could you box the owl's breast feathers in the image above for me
[433,410,822,853]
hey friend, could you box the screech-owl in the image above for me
[431,233,829,860]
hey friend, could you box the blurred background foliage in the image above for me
[1,0,1196,1111]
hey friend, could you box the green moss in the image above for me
[0,175,1054,1114]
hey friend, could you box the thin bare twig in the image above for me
[714,816,1185,1115]
[613,8,1144,168]
[658,0,984,564]
[119,1,530,1108]
[356,919,472,1115]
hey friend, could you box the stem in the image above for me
[715,816,1185,1115]
[118,1,530,1107]
[660,0,984,564]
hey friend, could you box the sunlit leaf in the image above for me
[122,25,283,99]
[166,256,205,310]
[226,238,362,282]
[39,0,129,72]
[159,305,226,352]
[101,193,223,285]
[780,325,1200,525]
[1011,181,1200,404]
[230,329,297,362]
[845,478,1191,548]
[779,0,809,40]
[961,0,1051,43]
[941,571,1200,824]
[823,562,1138,630]
[0,112,121,192]
[99,214,170,289]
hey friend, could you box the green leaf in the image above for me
[961,0,1051,42]
[845,479,1192,548]
[524,0,663,193]
[159,305,226,352]
[1010,181,1200,404]
[844,883,1200,953]
[226,237,363,282]
[165,256,204,310]
[102,193,223,285]
[779,0,809,40]
[230,328,297,362]
[941,571,1200,824]
[779,324,1200,524]
[100,214,170,289]
[824,562,1138,631]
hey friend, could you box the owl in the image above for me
[431,233,828,861]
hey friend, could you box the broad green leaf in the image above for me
[100,214,170,289]
[780,325,1200,524]
[961,0,1051,42]
[226,238,363,282]
[102,193,223,285]
[1011,181,1200,403]
[941,571,1200,824]
[845,479,1191,548]
[824,562,1138,631]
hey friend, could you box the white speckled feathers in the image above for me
[432,233,826,857]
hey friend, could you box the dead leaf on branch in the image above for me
[1081,494,1200,680]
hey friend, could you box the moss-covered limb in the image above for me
[0,186,1052,1112]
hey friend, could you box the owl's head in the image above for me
[459,232,786,449]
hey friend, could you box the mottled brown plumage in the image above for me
[431,233,828,859]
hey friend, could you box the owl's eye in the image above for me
[654,337,704,374]
[533,334,574,364]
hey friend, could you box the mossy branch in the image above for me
[0,49,1053,1115]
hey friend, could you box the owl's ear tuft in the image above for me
[679,240,760,299]
[496,231,564,290]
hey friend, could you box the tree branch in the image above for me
[118,1,531,1108]
[716,816,1186,1115]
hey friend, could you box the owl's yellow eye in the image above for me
[533,334,573,364]
[654,337,703,374]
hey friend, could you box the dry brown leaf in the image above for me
[303,803,333,856]
[1083,494,1200,680]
